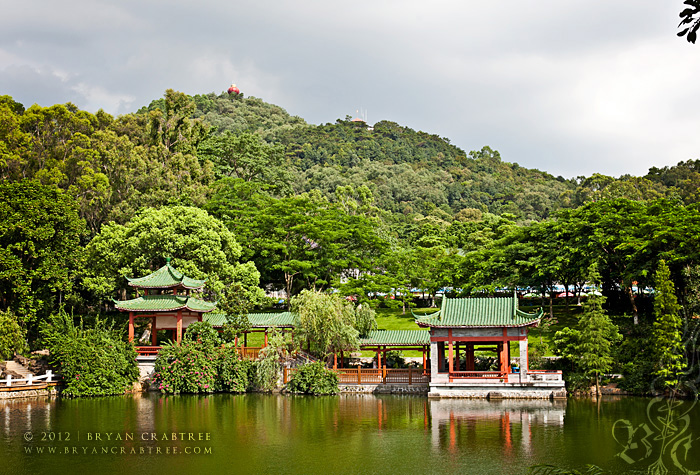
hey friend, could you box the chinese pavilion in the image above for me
[415,294,565,398]
[115,259,217,353]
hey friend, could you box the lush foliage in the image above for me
[4,89,700,384]
[41,311,139,397]
[0,309,27,359]
[152,340,254,394]
[83,205,264,302]
[255,330,290,391]
[286,361,339,395]
[183,321,221,347]
[0,180,84,334]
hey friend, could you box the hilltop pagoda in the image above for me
[115,258,217,353]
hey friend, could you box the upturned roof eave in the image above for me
[126,281,205,290]
[416,320,541,329]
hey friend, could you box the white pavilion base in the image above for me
[428,372,566,399]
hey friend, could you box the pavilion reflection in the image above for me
[429,398,567,455]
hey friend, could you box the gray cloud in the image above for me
[0,0,697,178]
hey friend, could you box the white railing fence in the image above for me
[4,370,55,387]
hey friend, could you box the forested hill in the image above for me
[177,92,700,221]
[4,88,700,232]
[146,91,578,221]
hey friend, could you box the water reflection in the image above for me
[0,394,680,475]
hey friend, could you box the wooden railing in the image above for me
[136,346,161,356]
[284,367,430,385]
[449,371,507,379]
[237,347,262,360]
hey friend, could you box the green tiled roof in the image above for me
[127,264,206,290]
[115,295,217,313]
[204,312,296,328]
[360,330,430,347]
[415,295,542,328]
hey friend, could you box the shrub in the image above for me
[152,341,254,394]
[41,311,139,397]
[286,361,339,395]
[152,342,217,394]
[183,321,220,347]
[0,310,27,360]
[385,350,405,368]
[216,346,253,392]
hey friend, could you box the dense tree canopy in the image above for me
[0,180,84,331]
[83,205,264,304]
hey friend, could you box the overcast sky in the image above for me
[0,1,697,178]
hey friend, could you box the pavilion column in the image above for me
[499,342,507,374]
[244,332,248,347]
[466,344,474,371]
[264,331,268,348]
[422,347,427,372]
[176,310,183,345]
[333,353,337,370]
[519,336,529,375]
[448,329,454,381]
[151,317,157,346]
[128,312,134,342]
[455,342,461,371]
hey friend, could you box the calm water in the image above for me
[1,393,698,475]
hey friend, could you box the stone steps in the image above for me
[5,360,31,378]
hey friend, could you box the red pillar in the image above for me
[264,331,268,348]
[176,310,183,345]
[333,353,337,370]
[128,312,134,342]
[151,317,157,346]
[448,329,454,381]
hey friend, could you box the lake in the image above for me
[1,393,698,474]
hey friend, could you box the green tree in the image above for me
[577,281,621,397]
[83,206,264,304]
[197,131,290,189]
[291,290,360,360]
[0,181,85,336]
[652,260,685,391]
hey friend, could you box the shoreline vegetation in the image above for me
[0,90,698,400]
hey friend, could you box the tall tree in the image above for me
[577,269,621,397]
[652,260,686,392]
